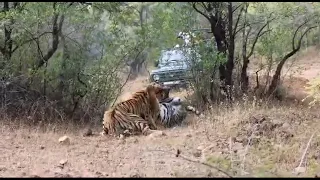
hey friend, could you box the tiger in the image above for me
[102,83,171,137]
[157,96,187,128]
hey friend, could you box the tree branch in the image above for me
[35,2,63,70]
[247,21,273,58]
[191,2,211,22]
[296,26,317,50]
[245,15,275,59]
[292,19,309,50]
[149,149,233,178]
[235,25,245,35]
[232,4,245,37]
[11,32,53,53]
[283,26,316,64]
[245,25,252,46]
[235,20,261,35]
[232,3,243,13]
[200,2,210,11]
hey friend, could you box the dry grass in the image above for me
[1,100,320,177]
[1,46,320,177]
[202,101,320,177]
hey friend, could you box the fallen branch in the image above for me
[294,131,316,175]
[149,149,233,178]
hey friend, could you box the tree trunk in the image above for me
[241,57,249,92]
[240,3,249,92]
[226,3,235,93]
[3,2,13,64]
[267,49,298,96]
[267,23,316,96]
[209,16,227,100]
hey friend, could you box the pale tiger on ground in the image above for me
[156,96,201,128]
[157,97,187,128]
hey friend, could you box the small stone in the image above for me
[195,110,201,115]
[17,162,24,168]
[282,122,290,129]
[58,136,70,145]
[234,137,243,143]
[193,150,202,157]
[0,166,7,171]
[30,175,41,178]
[197,145,205,151]
[95,171,103,177]
[40,145,45,150]
[158,160,165,164]
[130,173,141,177]
[83,128,93,137]
[59,159,68,166]
[185,133,192,138]
[54,172,71,177]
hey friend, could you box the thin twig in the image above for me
[297,131,316,168]
[148,149,233,178]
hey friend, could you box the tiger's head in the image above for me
[146,82,171,101]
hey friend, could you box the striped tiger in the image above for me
[102,83,171,137]
[157,97,187,128]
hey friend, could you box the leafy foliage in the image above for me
[0,2,319,124]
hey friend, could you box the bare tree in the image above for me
[190,2,245,100]
[240,6,274,92]
[267,20,317,96]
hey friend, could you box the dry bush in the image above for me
[192,98,320,177]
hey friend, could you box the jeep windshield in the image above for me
[159,60,186,67]
[158,50,187,68]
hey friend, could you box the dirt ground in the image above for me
[1,47,320,177]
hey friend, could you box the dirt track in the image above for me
[1,47,320,177]
[1,116,219,177]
